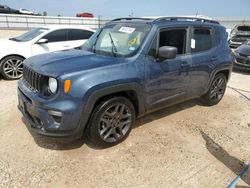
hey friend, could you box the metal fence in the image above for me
[0,14,110,29]
[0,14,250,30]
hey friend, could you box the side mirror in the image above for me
[158,46,177,60]
[36,38,48,44]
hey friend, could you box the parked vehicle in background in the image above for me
[0,26,95,79]
[0,4,19,14]
[19,8,34,15]
[76,12,94,18]
[233,40,250,70]
[229,25,250,48]
[18,17,232,147]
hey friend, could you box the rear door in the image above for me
[187,26,218,96]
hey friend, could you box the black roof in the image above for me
[110,16,220,25]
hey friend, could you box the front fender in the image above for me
[78,82,145,134]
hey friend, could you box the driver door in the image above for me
[144,27,192,112]
[31,29,72,56]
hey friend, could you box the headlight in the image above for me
[233,50,239,56]
[230,31,236,38]
[48,77,58,94]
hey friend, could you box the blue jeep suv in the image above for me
[18,17,232,147]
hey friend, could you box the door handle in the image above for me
[180,62,190,68]
[210,56,218,61]
[63,45,70,48]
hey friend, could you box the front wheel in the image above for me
[201,73,227,106]
[0,56,24,80]
[86,97,135,147]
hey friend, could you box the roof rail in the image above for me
[111,17,153,22]
[154,16,220,24]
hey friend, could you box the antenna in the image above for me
[195,12,198,18]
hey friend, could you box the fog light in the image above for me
[48,110,62,124]
[48,110,62,117]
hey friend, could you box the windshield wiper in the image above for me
[9,37,21,42]
[108,33,118,57]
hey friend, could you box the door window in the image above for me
[191,28,213,53]
[69,29,94,40]
[42,29,69,43]
[159,29,187,55]
[148,28,187,57]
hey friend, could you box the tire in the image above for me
[0,56,24,80]
[202,73,227,106]
[86,96,135,147]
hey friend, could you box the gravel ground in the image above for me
[0,71,249,188]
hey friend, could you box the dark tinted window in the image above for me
[191,28,213,53]
[159,29,187,54]
[237,26,250,31]
[43,29,69,43]
[69,29,94,40]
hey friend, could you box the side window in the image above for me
[191,28,213,53]
[69,29,94,41]
[159,29,187,55]
[43,29,69,43]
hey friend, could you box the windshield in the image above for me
[10,28,49,42]
[82,22,151,57]
[237,26,250,32]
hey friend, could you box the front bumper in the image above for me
[17,79,84,139]
[233,54,250,70]
[229,40,242,48]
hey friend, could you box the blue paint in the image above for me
[17,18,233,139]
[227,163,250,188]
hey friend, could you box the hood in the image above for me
[0,39,27,57]
[0,38,23,47]
[24,49,126,77]
[236,44,250,56]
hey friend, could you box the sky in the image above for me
[1,0,250,18]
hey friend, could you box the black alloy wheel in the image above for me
[202,73,227,106]
[87,97,135,147]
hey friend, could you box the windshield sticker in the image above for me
[128,37,137,46]
[119,27,136,34]
[129,46,136,51]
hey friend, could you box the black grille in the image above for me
[23,65,43,92]
[236,58,250,65]
[239,53,248,58]
[231,36,250,42]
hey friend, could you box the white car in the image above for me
[19,8,34,15]
[0,26,95,79]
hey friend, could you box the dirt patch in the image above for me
[0,71,249,187]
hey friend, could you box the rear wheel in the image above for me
[87,97,135,147]
[0,56,24,80]
[202,73,227,106]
